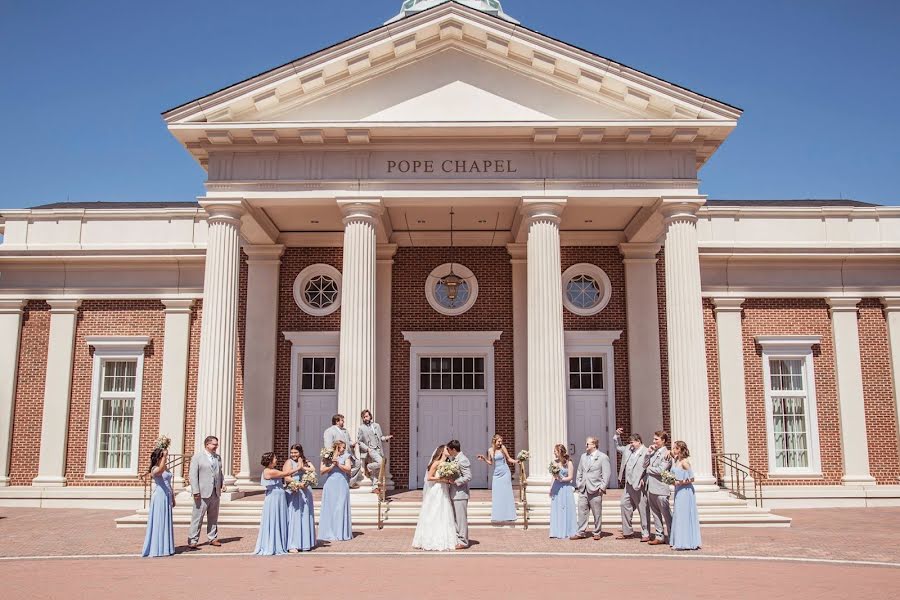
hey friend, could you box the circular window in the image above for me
[294,264,342,316]
[561,263,611,316]
[425,263,478,316]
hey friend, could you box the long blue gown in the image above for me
[670,465,702,550]
[490,451,517,522]
[287,459,317,551]
[141,470,175,557]
[254,473,289,555]
[318,452,352,541]
[549,465,577,539]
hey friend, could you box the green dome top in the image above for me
[387,0,519,24]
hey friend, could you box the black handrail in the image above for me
[713,453,765,508]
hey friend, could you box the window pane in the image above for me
[324,374,335,390]
[420,357,430,373]
[569,357,578,373]
[464,373,474,389]
[325,357,336,373]
[453,374,463,389]
[592,374,604,389]
[420,374,430,390]
[474,358,484,373]
[431,374,442,390]
[591,357,603,373]
[464,357,474,372]
[301,374,313,389]
[569,374,580,390]
[302,357,313,373]
[452,357,463,372]
[474,374,484,390]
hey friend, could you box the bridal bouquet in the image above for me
[301,471,318,488]
[660,470,676,485]
[548,463,561,477]
[285,480,303,493]
[436,461,461,480]
[516,450,530,463]
[320,447,335,462]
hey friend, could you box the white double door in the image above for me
[290,352,339,484]
[416,392,490,489]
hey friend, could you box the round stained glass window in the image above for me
[561,264,612,316]
[304,275,339,309]
[566,274,602,310]
[293,264,342,316]
[425,263,478,316]
[435,279,471,310]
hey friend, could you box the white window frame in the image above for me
[293,264,342,317]
[757,335,823,477]
[85,336,150,478]
[561,263,612,316]
[424,263,479,316]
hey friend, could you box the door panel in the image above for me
[297,393,338,485]
[416,393,489,489]
[567,392,610,476]
[416,394,454,484]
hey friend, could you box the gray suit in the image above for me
[614,435,649,537]
[574,450,611,536]
[644,446,673,539]
[188,451,225,545]
[449,452,472,546]
[357,422,387,487]
[324,425,361,483]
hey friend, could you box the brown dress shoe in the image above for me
[592,533,604,541]
[209,540,222,547]
[455,544,468,550]
[648,538,665,545]
[640,536,651,542]
[615,532,636,540]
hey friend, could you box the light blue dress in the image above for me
[670,465,702,550]
[141,470,175,557]
[490,451,517,522]
[549,464,577,539]
[318,452,352,541]
[254,473,289,555]
[287,459,317,551]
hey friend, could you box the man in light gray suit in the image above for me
[571,436,611,541]
[446,439,472,550]
[613,428,650,541]
[324,414,361,486]
[643,430,673,545]
[188,435,225,548]
[357,409,392,492]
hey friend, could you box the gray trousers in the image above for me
[189,494,220,544]
[453,498,469,546]
[648,492,672,539]
[576,490,604,535]
[620,483,650,537]
[365,450,384,488]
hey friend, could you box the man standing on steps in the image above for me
[357,409,392,493]
[613,427,650,542]
[570,436,611,541]
[324,414,360,487]
[446,439,472,550]
[188,435,225,549]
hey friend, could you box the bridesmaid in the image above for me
[669,441,702,551]
[255,452,302,555]
[548,443,577,539]
[318,440,353,541]
[476,434,517,523]
[141,445,175,557]
[284,444,317,552]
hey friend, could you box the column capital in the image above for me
[520,197,567,225]
[881,297,900,312]
[47,299,81,314]
[0,300,26,315]
[161,298,196,313]
[506,242,527,262]
[337,198,384,225]
[243,244,285,263]
[377,243,398,261]
[712,297,746,313]
[200,200,245,228]
[827,297,862,313]
[619,242,661,261]
[660,196,707,225]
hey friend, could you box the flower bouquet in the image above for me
[548,463,561,477]
[436,460,461,480]
[660,470,676,485]
[155,435,171,451]
[301,471,318,488]
[320,447,335,463]
[285,480,303,493]
[516,450,530,463]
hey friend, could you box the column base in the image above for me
[234,471,261,489]
[0,476,9,487]
[31,475,67,487]
[524,476,553,506]
[841,475,877,486]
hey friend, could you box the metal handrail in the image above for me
[713,453,765,508]
[140,454,184,509]
[376,454,389,530]
[517,460,529,530]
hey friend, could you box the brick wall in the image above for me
[231,258,248,476]
[391,247,513,488]
[182,302,202,476]
[656,250,670,432]
[8,301,50,486]
[704,299,724,460]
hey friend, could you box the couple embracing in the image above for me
[412,439,471,551]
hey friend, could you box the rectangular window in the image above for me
[568,356,604,390]
[301,357,337,390]
[419,356,485,390]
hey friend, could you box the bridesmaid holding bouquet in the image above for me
[284,444,317,552]
[318,440,353,541]
[476,434,517,523]
[548,444,577,539]
[141,439,175,557]
[255,452,302,555]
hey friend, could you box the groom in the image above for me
[445,440,471,550]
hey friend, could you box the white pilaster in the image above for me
[33,299,81,487]
[882,298,900,483]
[159,298,194,487]
[0,300,26,486]
[661,198,715,488]
[827,297,876,485]
[508,243,528,455]
[376,243,397,488]
[619,243,663,442]
[522,198,567,499]
[337,199,382,441]
[195,201,244,487]
[236,245,284,488]
[712,297,752,481]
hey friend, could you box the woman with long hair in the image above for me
[285,444,317,552]
[318,440,353,542]
[669,441,701,550]
[412,444,458,551]
[141,444,175,557]
[255,451,303,555]
[476,434,517,523]
[549,443,577,539]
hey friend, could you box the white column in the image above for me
[0,300,26,486]
[661,199,715,487]
[376,243,396,488]
[508,243,528,456]
[882,298,900,482]
[236,245,284,488]
[522,198,568,497]
[195,201,244,487]
[159,298,194,487]
[619,243,663,441]
[712,297,752,480]
[337,199,382,442]
[33,299,81,486]
[828,297,876,485]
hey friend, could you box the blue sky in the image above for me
[0,0,898,208]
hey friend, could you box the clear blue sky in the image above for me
[0,0,898,208]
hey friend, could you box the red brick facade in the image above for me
[704,299,724,461]
[181,301,202,478]
[656,250,670,433]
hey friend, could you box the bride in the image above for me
[412,445,459,551]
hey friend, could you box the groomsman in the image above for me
[188,435,225,548]
[357,409,392,492]
[644,430,673,545]
[570,436,611,541]
[613,428,650,541]
[324,414,361,486]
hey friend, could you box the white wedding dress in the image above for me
[412,471,458,551]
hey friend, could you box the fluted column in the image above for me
[337,199,382,442]
[159,298,195,488]
[661,198,715,487]
[882,298,900,482]
[195,201,244,487]
[523,198,567,496]
[0,300,26,486]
